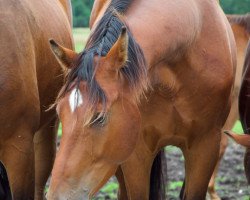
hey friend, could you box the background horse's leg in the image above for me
[0,125,37,200]
[179,180,185,199]
[0,161,12,200]
[208,98,238,200]
[181,130,220,200]
[208,134,228,200]
[34,117,58,200]
[116,166,128,200]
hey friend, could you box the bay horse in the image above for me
[48,0,236,199]
[0,0,73,199]
[208,13,250,200]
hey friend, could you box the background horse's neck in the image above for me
[90,0,111,29]
[58,0,73,26]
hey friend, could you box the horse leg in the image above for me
[0,161,12,200]
[119,151,154,200]
[1,125,36,200]
[181,131,220,200]
[116,166,128,200]
[208,99,238,200]
[34,117,58,200]
[208,134,228,200]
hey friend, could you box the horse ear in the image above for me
[106,27,128,69]
[49,39,78,69]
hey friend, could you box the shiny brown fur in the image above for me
[208,14,250,200]
[0,0,73,199]
[48,0,236,199]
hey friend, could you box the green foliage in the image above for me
[71,0,94,27]
[220,0,250,14]
[71,0,250,27]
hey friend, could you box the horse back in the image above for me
[0,0,73,131]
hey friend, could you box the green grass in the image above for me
[99,182,118,199]
[168,181,183,190]
[73,28,90,52]
[232,120,244,134]
[58,123,62,137]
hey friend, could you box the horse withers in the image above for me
[48,0,236,199]
[0,0,73,199]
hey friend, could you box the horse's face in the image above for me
[47,29,141,199]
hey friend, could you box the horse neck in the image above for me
[231,21,250,71]
[58,0,73,26]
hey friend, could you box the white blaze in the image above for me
[69,88,83,112]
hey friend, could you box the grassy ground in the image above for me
[73,28,90,52]
[56,28,246,199]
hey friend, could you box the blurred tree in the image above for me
[71,0,250,27]
[71,0,94,27]
[220,0,250,14]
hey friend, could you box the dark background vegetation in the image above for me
[71,0,250,27]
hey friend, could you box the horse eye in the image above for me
[90,113,106,126]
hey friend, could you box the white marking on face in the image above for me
[69,88,83,112]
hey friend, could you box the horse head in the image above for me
[47,27,145,199]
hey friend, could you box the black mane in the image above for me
[227,13,250,33]
[58,0,148,124]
